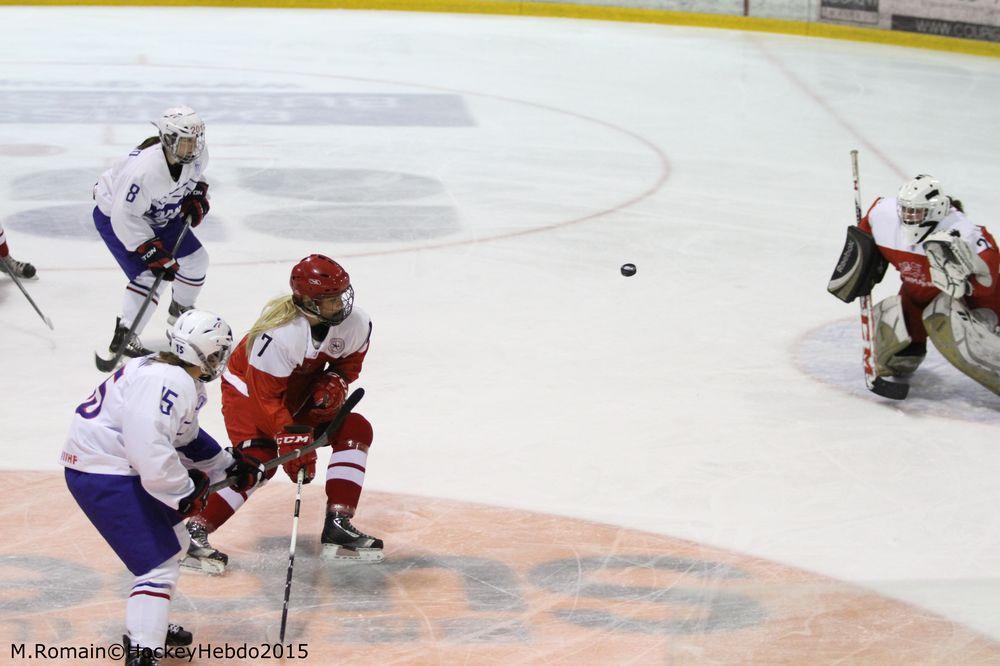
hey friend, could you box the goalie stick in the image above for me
[851,150,908,400]
[94,215,194,373]
[208,387,365,494]
[1,256,53,330]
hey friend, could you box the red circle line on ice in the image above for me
[3,471,997,663]
[0,60,671,272]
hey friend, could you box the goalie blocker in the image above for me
[827,225,887,303]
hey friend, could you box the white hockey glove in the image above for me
[924,229,991,299]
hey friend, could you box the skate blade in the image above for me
[180,555,226,575]
[321,544,384,562]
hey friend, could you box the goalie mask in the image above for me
[167,309,234,382]
[153,106,206,165]
[897,175,951,246]
[290,254,354,326]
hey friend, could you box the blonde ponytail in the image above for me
[245,295,301,354]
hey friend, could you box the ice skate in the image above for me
[167,300,191,326]
[166,623,192,647]
[109,317,152,358]
[180,521,228,575]
[123,634,159,666]
[0,256,37,279]
[321,512,383,562]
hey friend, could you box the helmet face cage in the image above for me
[167,310,234,382]
[155,107,205,164]
[897,175,949,245]
[296,285,354,326]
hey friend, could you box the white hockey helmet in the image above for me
[166,309,233,382]
[897,175,951,245]
[153,105,205,165]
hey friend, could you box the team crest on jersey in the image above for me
[327,338,345,355]
[899,260,933,288]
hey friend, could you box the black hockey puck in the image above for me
[620,263,636,277]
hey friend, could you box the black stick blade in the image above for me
[872,377,909,400]
[94,351,123,373]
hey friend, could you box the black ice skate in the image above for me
[123,634,159,666]
[166,623,193,647]
[180,521,228,575]
[321,511,384,562]
[109,317,152,358]
[0,257,37,279]
[167,301,191,326]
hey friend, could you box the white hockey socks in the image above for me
[171,247,209,308]
[125,555,181,650]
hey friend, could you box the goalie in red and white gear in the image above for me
[830,174,1000,394]
[182,254,380,573]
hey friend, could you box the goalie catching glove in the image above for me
[923,229,992,299]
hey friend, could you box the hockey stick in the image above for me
[208,387,365,494]
[1,257,53,330]
[279,467,305,643]
[851,150,908,400]
[94,215,194,372]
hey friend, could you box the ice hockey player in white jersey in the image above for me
[61,310,263,666]
[829,174,1000,395]
[92,105,212,360]
[0,220,37,279]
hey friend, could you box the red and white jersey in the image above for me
[221,307,371,443]
[860,196,999,308]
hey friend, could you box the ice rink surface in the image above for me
[2,6,1000,662]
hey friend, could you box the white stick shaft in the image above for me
[279,468,305,643]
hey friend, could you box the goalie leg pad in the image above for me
[872,295,923,376]
[923,293,1000,395]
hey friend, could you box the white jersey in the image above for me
[93,142,209,251]
[60,356,232,509]
[868,196,982,255]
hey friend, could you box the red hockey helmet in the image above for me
[290,254,354,325]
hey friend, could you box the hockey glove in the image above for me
[225,447,266,492]
[295,371,349,427]
[178,469,210,517]
[924,230,991,299]
[0,238,8,258]
[180,181,210,228]
[136,238,178,281]
[276,425,316,484]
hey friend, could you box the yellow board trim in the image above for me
[3,0,999,58]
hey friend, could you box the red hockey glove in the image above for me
[180,181,210,227]
[225,447,266,493]
[0,239,8,258]
[178,469,210,517]
[136,238,178,280]
[295,372,348,427]
[276,425,316,484]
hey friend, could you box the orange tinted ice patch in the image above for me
[2,471,997,664]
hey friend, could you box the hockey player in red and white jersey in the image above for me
[0,221,37,279]
[182,254,379,573]
[842,174,1000,393]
